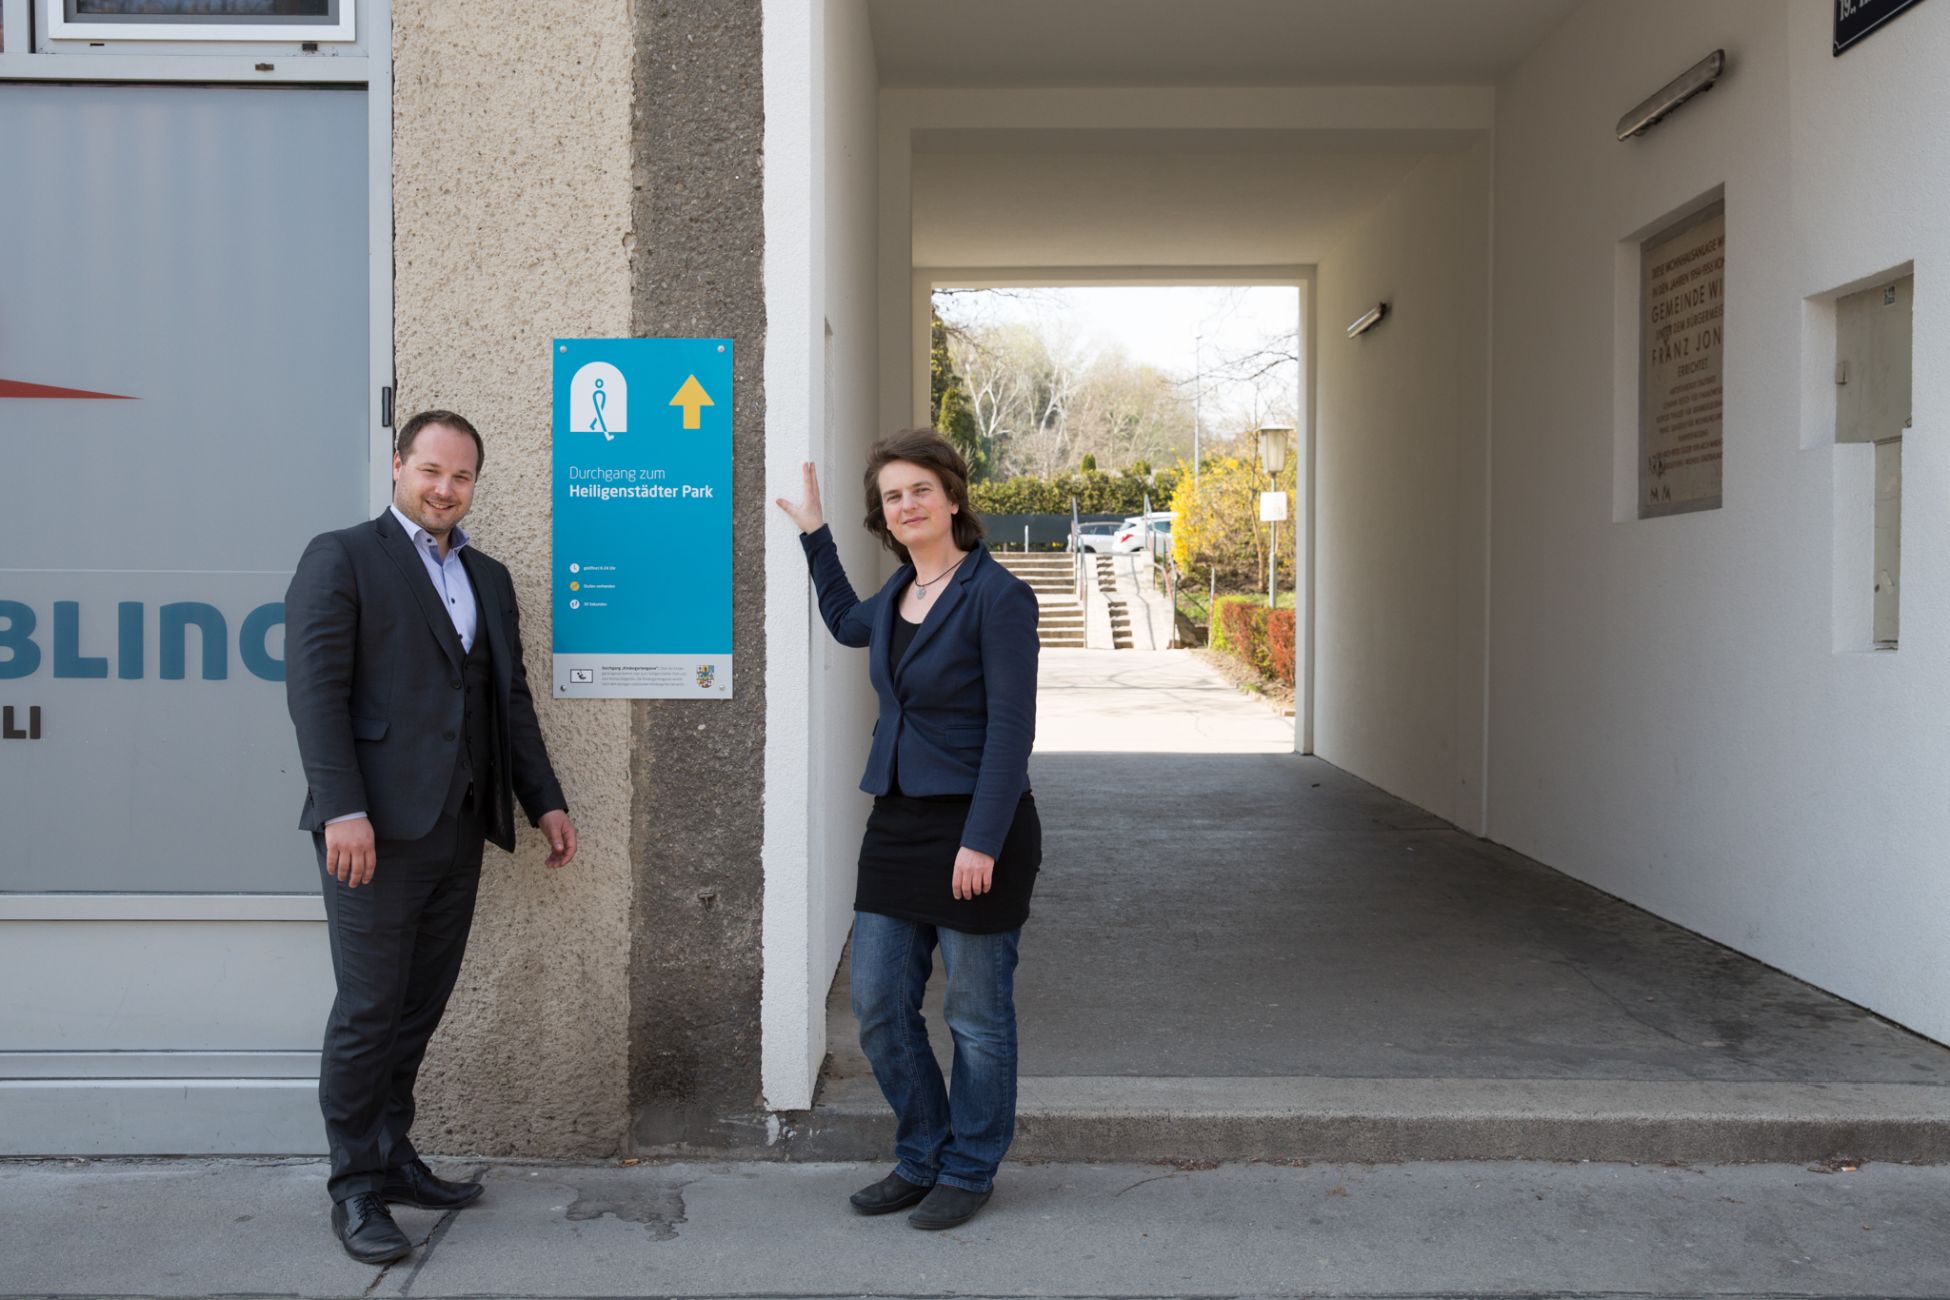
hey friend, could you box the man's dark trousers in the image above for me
[316,623,498,1202]
[316,802,483,1201]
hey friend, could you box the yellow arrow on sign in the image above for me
[669,374,715,430]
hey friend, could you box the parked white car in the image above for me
[1109,512,1175,555]
[1070,521,1123,553]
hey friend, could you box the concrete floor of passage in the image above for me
[820,651,1950,1091]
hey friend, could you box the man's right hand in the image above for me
[324,816,377,888]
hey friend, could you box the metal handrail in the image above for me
[1070,496,1084,603]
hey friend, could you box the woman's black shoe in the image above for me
[331,1192,412,1264]
[907,1183,991,1230]
[848,1170,932,1215]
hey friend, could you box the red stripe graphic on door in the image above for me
[0,379,136,399]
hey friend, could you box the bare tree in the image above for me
[939,295,1255,479]
[953,324,1035,460]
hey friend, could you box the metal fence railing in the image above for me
[1069,497,1085,603]
[1168,562,1219,648]
[987,511,1126,551]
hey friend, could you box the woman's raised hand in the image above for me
[774,460,826,534]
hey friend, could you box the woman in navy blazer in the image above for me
[776,429,1041,1231]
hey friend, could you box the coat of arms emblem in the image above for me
[696,663,716,689]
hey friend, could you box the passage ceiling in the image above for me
[912,128,1479,268]
[867,0,1579,88]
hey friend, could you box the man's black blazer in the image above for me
[284,509,567,853]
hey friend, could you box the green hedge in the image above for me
[970,466,1182,517]
[1208,594,1252,655]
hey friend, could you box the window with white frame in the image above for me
[48,0,354,42]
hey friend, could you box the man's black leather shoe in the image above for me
[331,1192,413,1265]
[380,1158,484,1211]
[907,1183,991,1230]
[848,1169,932,1215]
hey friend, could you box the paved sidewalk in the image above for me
[1105,552,1178,649]
[1036,648,1295,753]
[4,1156,1949,1299]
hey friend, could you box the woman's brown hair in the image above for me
[862,428,987,563]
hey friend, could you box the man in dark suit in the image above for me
[285,409,577,1264]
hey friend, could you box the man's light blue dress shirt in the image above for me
[389,503,477,652]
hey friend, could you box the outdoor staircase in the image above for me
[993,552,1086,648]
[1094,555,1134,649]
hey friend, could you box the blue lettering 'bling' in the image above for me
[0,600,285,682]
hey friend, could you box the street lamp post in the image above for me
[1192,332,1203,489]
[1256,425,1293,610]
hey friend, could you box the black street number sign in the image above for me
[1835,0,1929,54]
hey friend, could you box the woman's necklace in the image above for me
[912,552,968,600]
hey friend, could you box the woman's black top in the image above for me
[888,612,923,723]
[857,597,1041,934]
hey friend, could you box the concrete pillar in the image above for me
[392,0,774,1159]
[627,0,772,1152]
[391,0,638,1157]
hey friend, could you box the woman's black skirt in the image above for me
[856,792,1040,934]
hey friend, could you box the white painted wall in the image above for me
[1313,138,1493,833]
[761,0,880,1112]
[1489,0,1950,1043]
[760,0,816,1113]
[813,0,881,1074]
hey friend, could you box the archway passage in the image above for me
[767,0,1950,1165]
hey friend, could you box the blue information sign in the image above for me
[551,337,733,699]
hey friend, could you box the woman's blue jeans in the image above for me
[849,910,1021,1193]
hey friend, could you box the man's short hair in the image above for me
[396,409,485,473]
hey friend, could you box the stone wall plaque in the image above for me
[1639,202,1725,518]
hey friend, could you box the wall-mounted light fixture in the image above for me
[1617,50,1725,141]
[1346,303,1389,338]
